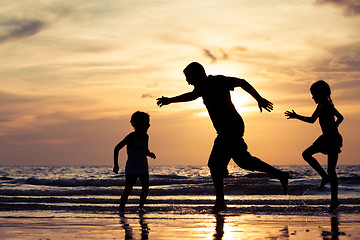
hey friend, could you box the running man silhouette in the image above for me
[157,62,289,213]
[285,80,343,212]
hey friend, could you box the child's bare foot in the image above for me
[318,177,329,190]
[211,203,227,214]
[329,201,340,213]
[280,172,289,195]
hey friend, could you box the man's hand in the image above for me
[284,110,297,119]
[258,98,273,112]
[113,165,119,174]
[156,96,171,107]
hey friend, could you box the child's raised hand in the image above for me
[285,110,297,119]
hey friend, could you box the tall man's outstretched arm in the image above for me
[157,91,200,107]
[231,77,273,112]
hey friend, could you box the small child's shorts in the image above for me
[125,172,149,185]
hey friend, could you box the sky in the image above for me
[0,0,359,166]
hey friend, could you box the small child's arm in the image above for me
[284,107,318,124]
[147,150,156,159]
[113,137,128,174]
[146,135,156,159]
[231,77,273,112]
[157,91,200,107]
[334,107,344,127]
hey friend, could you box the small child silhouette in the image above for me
[113,111,156,214]
[157,62,289,213]
[285,80,343,212]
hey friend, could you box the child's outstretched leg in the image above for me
[328,150,339,212]
[119,174,137,212]
[138,173,149,213]
[302,146,329,189]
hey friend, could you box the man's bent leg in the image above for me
[233,153,289,194]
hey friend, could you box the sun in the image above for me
[231,91,256,114]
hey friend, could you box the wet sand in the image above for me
[1,212,359,240]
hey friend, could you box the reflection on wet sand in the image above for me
[321,215,346,240]
[213,214,224,240]
[120,213,149,240]
[115,213,354,240]
[213,214,291,239]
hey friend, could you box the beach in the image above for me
[1,165,359,239]
[1,212,359,239]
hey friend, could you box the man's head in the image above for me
[183,62,207,85]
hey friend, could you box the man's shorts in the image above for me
[208,133,259,178]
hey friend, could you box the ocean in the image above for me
[0,165,359,218]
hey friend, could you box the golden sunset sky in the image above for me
[0,0,359,166]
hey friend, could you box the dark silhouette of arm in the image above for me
[146,150,156,159]
[113,136,128,174]
[285,108,318,123]
[334,107,344,127]
[146,135,156,159]
[157,91,200,107]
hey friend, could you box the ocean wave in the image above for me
[9,176,284,188]
[6,177,211,188]
[153,174,189,179]
[1,202,359,215]
[0,176,13,181]
[0,166,359,216]
[338,176,360,184]
[25,177,123,187]
[1,196,359,206]
[0,182,355,198]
